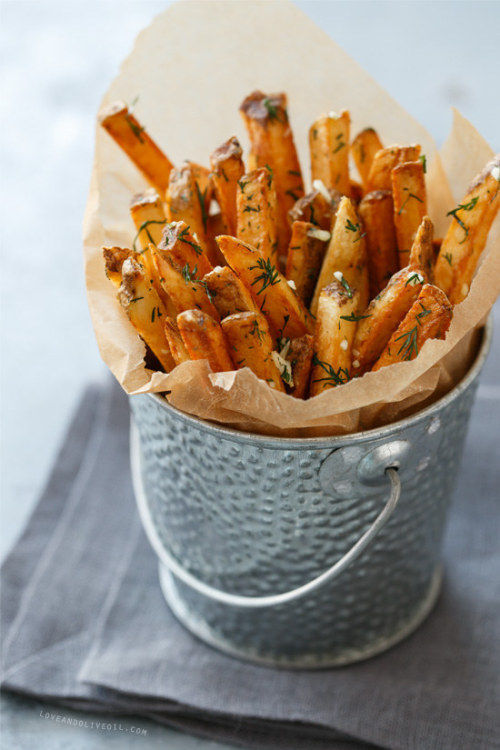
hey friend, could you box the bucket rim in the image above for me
[141,319,492,449]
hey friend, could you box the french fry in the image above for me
[177,309,234,372]
[309,110,351,196]
[310,281,361,397]
[288,183,341,231]
[221,312,285,392]
[99,101,173,194]
[351,127,384,191]
[236,168,278,264]
[103,246,135,288]
[164,318,190,365]
[216,234,315,340]
[349,180,364,205]
[288,334,314,399]
[203,265,260,318]
[408,216,434,283]
[285,221,330,306]
[392,160,427,267]
[434,155,500,304]
[166,161,219,264]
[158,221,213,277]
[118,257,174,372]
[358,190,398,297]
[210,136,244,235]
[152,245,219,319]
[367,145,421,192]
[239,91,304,258]
[372,284,453,371]
[128,192,177,312]
[352,266,426,372]
[310,196,369,317]
[129,189,167,251]
[189,162,214,213]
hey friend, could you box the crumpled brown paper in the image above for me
[83,0,499,437]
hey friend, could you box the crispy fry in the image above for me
[351,127,384,190]
[158,221,213,277]
[203,265,260,318]
[164,317,190,365]
[239,91,304,258]
[118,257,174,372]
[210,136,244,235]
[352,266,426,372]
[166,161,219,263]
[310,281,361,396]
[152,245,219,319]
[310,196,369,317]
[221,312,285,392]
[177,309,234,372]
[288,183,341,231]
[309,110,351,196]
[358,190,398,297]
[99,101,173,194]
[288,334,314,399]
[408,216,434,283]
[285,221,330,306]
[392,160,427,267]
[434,155,500,304]
[216,234,314,340]
[236,168,278,264]
[372,284,452,370]
[103,246,135,288]
[367,145,421,192]
[129,189,167,251]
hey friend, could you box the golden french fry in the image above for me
[288,183,341,231]
[352,266,426,372]
[351,127,384,190]
[288,334,315,399]
[310,196,369,317]
[99,101,173,194]
[237,168,278,264]
[221,312,285,392]
[310,281,361,397]
[118,257,174,372]
[240,91,304,258]
[309,110,351,196]
[202,265,260,318]
[372,284,453,370]
[434,155,500,304]
[159,221,213,277]
[408,216,434,283]
[129,189,167,251]
[166,161,220,263]
[152,245,219,319]
[177,309,234,372]
[210,136,244,235]
[392,160,427,267]
[285,221,330,306]
[164,318,190,365]
[358,190,398,297]
[216,234,314,340]
[367,145,421,192]
[103,246,135,288]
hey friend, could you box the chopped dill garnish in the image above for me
[447,196,479,243]
[312,354,351,386]
[132,219,166,252]
[249,257,280,294]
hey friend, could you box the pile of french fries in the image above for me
[99,93,500,398]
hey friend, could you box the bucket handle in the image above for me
[131,422,401,609]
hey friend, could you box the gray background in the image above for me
[1,1,499,748]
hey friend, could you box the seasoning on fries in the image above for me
[99,92,499,399]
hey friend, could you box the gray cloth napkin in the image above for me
[1,379,499,750]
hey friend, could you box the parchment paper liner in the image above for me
[83,0,499,437]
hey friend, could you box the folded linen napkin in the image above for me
[1,379,499,750]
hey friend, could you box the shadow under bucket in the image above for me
[130,322,491,668]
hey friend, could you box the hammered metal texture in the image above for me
[130,375,479,666]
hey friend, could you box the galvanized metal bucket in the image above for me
[130,323,490,668]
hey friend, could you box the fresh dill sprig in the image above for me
[249,257,280,294]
